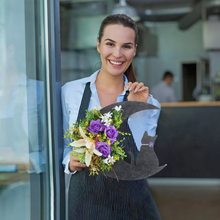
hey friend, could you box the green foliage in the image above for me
[71,150,86,164]
[111,110,123,129]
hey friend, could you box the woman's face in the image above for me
[97,24,136,77]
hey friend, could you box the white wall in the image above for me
[209,51,220,79]
[134,21,209,101]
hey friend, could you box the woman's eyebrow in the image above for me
[104,38,134,45]
[104,38,115,42]
[124,42,134,45]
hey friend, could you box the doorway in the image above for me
[182,63,197,101]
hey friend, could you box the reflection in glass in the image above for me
[0,0,46,219]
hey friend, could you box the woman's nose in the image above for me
[112,47,122,58]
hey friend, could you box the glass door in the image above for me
[0,0,64,219]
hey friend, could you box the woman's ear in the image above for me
[97,39,100,54]
[133,44,137,57]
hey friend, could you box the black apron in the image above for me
[68,83,161,220]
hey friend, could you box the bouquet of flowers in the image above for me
[64,105,129,175]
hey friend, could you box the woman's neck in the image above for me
[95,69,125,108]
[95,69,124,93]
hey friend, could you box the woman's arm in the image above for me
[125,82,161,150]
[128,95,161,150]
[61,85,86,174]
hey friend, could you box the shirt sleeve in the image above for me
[63,156,77,175]
[61,85,76,174]
[127,95,161,151]
[169,89,177,102]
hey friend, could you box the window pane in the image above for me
[0,0,49,219]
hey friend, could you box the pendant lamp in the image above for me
[112,0,140,22]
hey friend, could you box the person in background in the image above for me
[151,71,177,103]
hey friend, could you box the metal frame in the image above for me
[30,0,64,219]
[44,0,65,219]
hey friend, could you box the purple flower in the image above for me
[149,142,154,147]
[95,142,112,157]
[104,125,118,144]
[87,119,105,134]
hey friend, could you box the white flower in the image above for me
[104,120,111,126]
[108,156,116,164]
[91,166,97,171]
[100,114,108,123]
[70,126,102,166]
[103,155,116,165]
[103,158,109,164]
[92,105,101,110]
[113,105,122,111]
[100,112,112,126]
[104,112,112,118]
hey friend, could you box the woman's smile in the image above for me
[108,59,124,67]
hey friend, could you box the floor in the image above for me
[148,178,220,220]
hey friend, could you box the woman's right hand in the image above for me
[69,154,86,172]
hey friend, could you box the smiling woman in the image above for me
[62,14,161,220]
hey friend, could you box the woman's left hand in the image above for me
[125,82,149,103]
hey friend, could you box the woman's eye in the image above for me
[123,45,131,49]
[106,42,114,46]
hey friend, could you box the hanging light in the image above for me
[112,0,140,22]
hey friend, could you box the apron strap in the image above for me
[76,82,91,123]
[123,90,129,101]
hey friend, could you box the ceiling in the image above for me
[126,0,198,21]
[60,0,220,29]
[127,0,220,24]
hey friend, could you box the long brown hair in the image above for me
[98,14,138,82]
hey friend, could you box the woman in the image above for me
[62,14,161,220]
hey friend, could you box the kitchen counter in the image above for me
[161,101,220,107]
[152,101,220,178]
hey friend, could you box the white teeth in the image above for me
[109,60,123,65]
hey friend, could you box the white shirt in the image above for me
[61,70,161,174]
[151,81,177,103]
